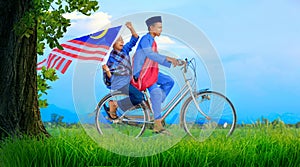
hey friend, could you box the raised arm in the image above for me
[122,22,139,54]
[126,22,138,38]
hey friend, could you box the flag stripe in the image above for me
[46,54,53,65]
[65,41,109,52]
[53,47,107,59]
[61,44,107,55]
[55,58,66,70]
[61,60,72,74]
[51,49,106,61]
[52,49,104,62]
[37,58,47,70]
[47,54,57,69]
[68,40,110,50]
[37,59,47,66]
[50,56,62,69]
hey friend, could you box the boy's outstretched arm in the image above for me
[126,22,138,38]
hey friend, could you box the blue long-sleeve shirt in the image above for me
[133,33,171,77]
[105,35,139,90]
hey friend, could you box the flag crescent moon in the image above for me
[90,28,108,39]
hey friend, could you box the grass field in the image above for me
[0,123,299,167]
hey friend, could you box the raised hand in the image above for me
[125,22,138,38]
[125,22,133,29]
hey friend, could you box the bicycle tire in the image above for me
[95,91,150,138]
[181,90,237,140]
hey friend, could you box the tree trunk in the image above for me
[0,0,49,138]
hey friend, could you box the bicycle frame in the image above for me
[96,59,236,138]
[145,60,210,122]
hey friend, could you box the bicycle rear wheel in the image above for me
[181,90,236,141]
[95,91,149,138]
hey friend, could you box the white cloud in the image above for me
[156,35,175,44]
[154,35,190,52]
[63,12,112,38]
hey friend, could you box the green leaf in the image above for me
[24,33,31,38]
[36,0,99,108]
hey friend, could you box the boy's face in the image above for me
[113,36,124,51]
[150,22,162,37]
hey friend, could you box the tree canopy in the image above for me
[34,0,99,107]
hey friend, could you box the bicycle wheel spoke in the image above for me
[182,91,236,141]
[95,92,149,138]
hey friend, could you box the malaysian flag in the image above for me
[37,25,122,74]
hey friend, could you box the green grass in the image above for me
[0,125,299,167]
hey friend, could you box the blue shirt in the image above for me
[132,33,171,78]
[105,36,139,90]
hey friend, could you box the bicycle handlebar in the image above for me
[177,58,192,73]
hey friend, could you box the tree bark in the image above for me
[0,0,49,138]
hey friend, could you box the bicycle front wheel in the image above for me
[95,91,150,138]
[181,90,236,141]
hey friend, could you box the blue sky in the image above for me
[41,0,300,123]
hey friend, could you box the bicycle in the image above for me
[95,58,237,140]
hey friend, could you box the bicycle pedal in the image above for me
[105,116,121,123]
[112,119,121,124]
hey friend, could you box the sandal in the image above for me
[153,127,166,133]
[153,119,165,133]
[103,100,118,120]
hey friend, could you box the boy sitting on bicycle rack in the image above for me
[102,22,144,119]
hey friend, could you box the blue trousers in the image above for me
[117,83,144,111]
[148,72,174,120]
